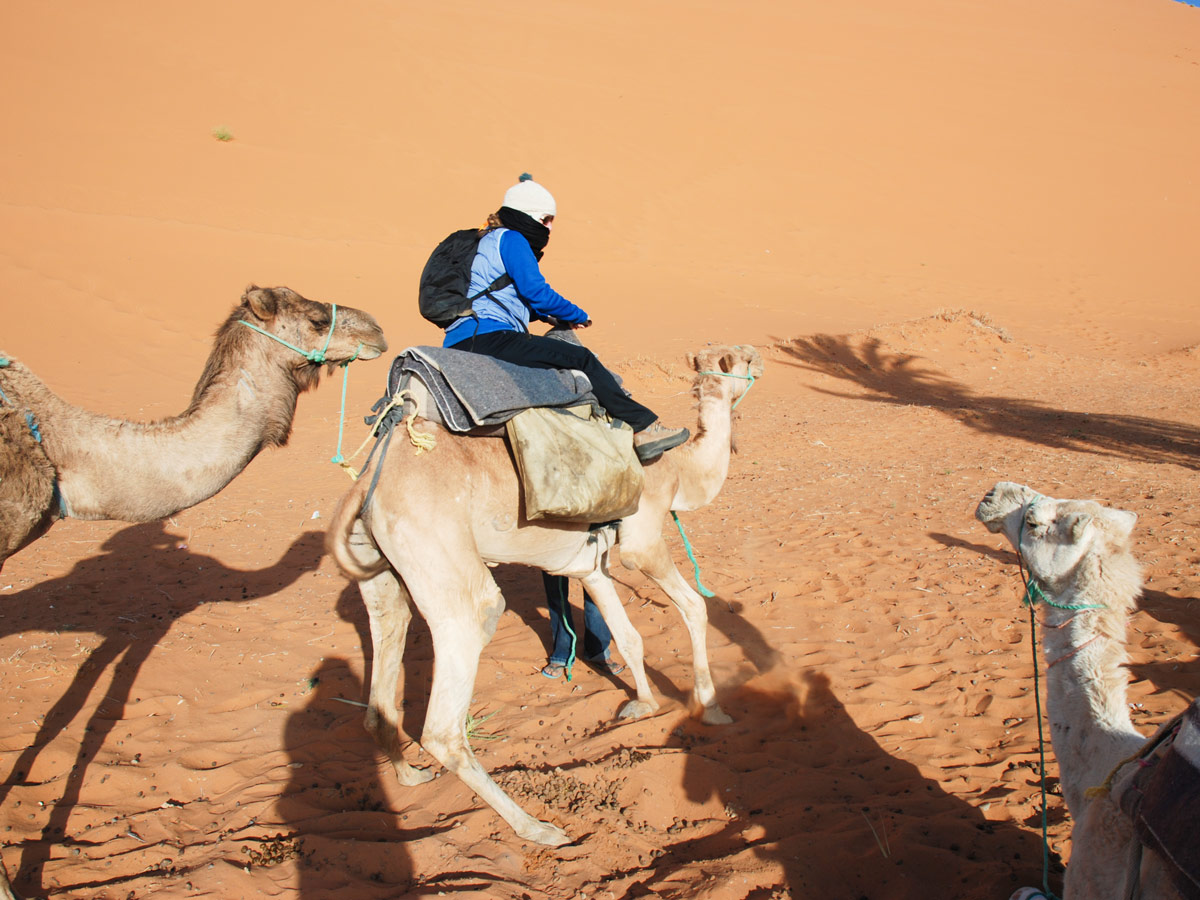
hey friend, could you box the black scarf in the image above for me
[497,206,550,259]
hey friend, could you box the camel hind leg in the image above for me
[407,559,571,847]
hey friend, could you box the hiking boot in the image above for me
[634,422,690,463]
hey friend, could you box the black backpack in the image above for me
[418,229,512,328]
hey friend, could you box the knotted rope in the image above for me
[333,390,437,482]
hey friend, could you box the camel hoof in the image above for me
[393,761,435,786]
[617,699,657,720]
[701,705,733,726]
[518,819,571,847]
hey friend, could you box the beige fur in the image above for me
[326,345,763,846]
[0,285,385,900]
[0,286,386,567]
[976,482,1185,900]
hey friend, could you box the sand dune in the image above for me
[2,2,1198,898]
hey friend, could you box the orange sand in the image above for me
[1,1,1198,897]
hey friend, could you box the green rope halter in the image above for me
[236,303,363,464]
[671,362,758,597]
[238,302,341,364]
[698,370,756,409]
[1012,495,1106,900]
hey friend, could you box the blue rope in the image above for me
[552,576,578,681]
[672,511,715,598]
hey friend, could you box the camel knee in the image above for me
[364,705,402,757]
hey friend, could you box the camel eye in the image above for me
[308,315,330,329]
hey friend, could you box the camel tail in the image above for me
[325,482,390,581]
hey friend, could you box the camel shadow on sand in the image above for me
[336,568,1047,897]
[0,521,326,897]
[618,670,1061,899]
[775,334,1200,471]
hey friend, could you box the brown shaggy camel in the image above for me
[0,285,385,900]
[976,482,1192,900]
[0,285,386,569]
[0,406,55,564]
[326,344,763,846]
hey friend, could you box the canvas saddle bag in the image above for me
[505,405,644,522]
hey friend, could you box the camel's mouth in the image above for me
[352,340,387,361]
[974,482,1039,533]
[974,494,1007,532]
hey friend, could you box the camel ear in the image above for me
[1104,508,1137,540]
[243,285,277,321]
[686,352,698,371]
[1064,513,1094,542]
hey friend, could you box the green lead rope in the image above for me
[236,304,362,465]
[667,365,757,599]
[551,576,577,681]
[672,511,715,598]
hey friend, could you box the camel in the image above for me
[0,285,385,900]
[976,481,1193,900]
[0,285,386,568]
[325,344,763,847]
[0,406,55,563]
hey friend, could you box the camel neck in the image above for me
[1042,608,1144,815]
[668,388,736,511]
[16,347,301,522]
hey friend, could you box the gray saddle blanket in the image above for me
[387,345,599,433]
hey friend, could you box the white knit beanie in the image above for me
[502,173,557,221]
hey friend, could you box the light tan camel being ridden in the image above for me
[0,285,387,569]
[976,481,1193,900]
[0,285,385,900]
[326,344,763,847]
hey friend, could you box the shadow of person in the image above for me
[280,657,425,897]
[619,670,1061,899]
[0,521,325,897]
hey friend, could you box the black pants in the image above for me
[448,330,658,431]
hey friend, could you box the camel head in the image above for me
[239,284,388,381]
[975,481,1139,596]
[689,344,764,405]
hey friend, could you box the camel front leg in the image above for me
[625,537,730,725]
[578,569,658,720]
[417,578,571,847]
[353,522,433,786]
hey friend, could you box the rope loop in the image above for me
[237,302,340,364]
[697,369,756,409]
